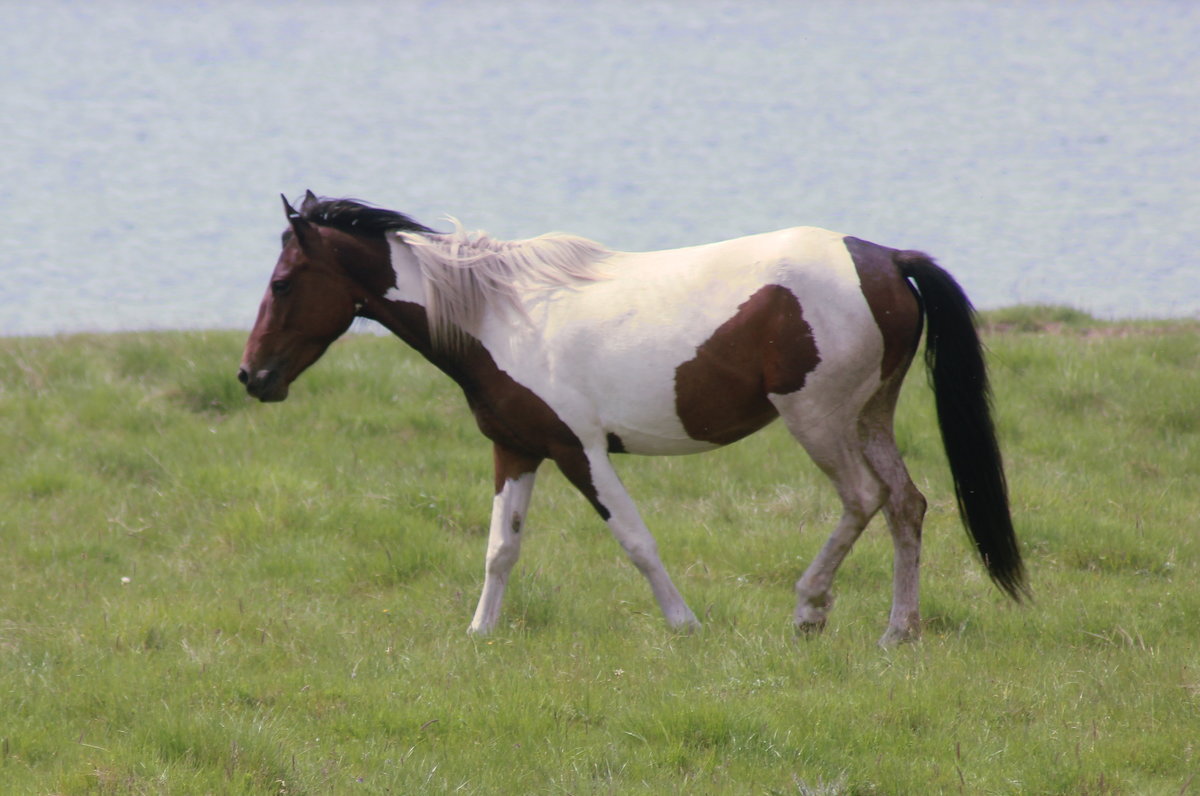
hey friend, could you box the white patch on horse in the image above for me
[383,234,427,305]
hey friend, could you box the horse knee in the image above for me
[485,539,521,574]
[840,475,888,526]
[621,540,663,573]
[865,479,890,518]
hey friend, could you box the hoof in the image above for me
[878,626,920,647]
[668,613,702,635]
[794,618,827,637]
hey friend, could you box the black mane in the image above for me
[297,196,437,236]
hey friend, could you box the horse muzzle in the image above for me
[237,366,289,402]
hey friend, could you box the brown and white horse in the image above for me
[239,192,1025,645]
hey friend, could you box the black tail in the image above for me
[896,251,1027,601]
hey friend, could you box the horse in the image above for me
[239,191,1025,645]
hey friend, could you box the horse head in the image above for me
[238,193,370,401]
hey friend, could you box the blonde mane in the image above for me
[400,220,611,351]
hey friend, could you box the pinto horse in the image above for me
[239,192,1025,645]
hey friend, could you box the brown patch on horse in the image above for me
[465,358,610,518]
[674,284,820,445]
[843,237,923,380]
[372,297,613,519]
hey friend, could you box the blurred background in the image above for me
[2,0,1197,336]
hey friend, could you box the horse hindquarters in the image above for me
[770,241,928,644]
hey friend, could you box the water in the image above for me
[2,0,1198,336]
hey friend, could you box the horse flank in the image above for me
[397,220,612,352]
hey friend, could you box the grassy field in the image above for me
[1,308,1198,794]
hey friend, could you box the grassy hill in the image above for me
[1,308,1198,793]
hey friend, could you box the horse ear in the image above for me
[281,194,319,251]
[301,189,320,213]
[282,194,301,220]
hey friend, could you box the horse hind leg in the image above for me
[773,396,888,636]
[861,385,928,646]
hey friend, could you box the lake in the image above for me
[2,0,1197,336]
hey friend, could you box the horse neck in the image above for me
[368,235,481,383]
[370,227,608,389]
[367,292,497,396]
[395,225,611,353]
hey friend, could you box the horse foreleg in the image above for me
[556,448,700,631]
[468,446,541,634]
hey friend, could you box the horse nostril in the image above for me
[237,367,249,385]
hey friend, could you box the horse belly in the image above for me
[578,347,729,456]
[544,282,788,455]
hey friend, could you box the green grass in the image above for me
[1,309,1198,794]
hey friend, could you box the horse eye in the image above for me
[271,278,292,297]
